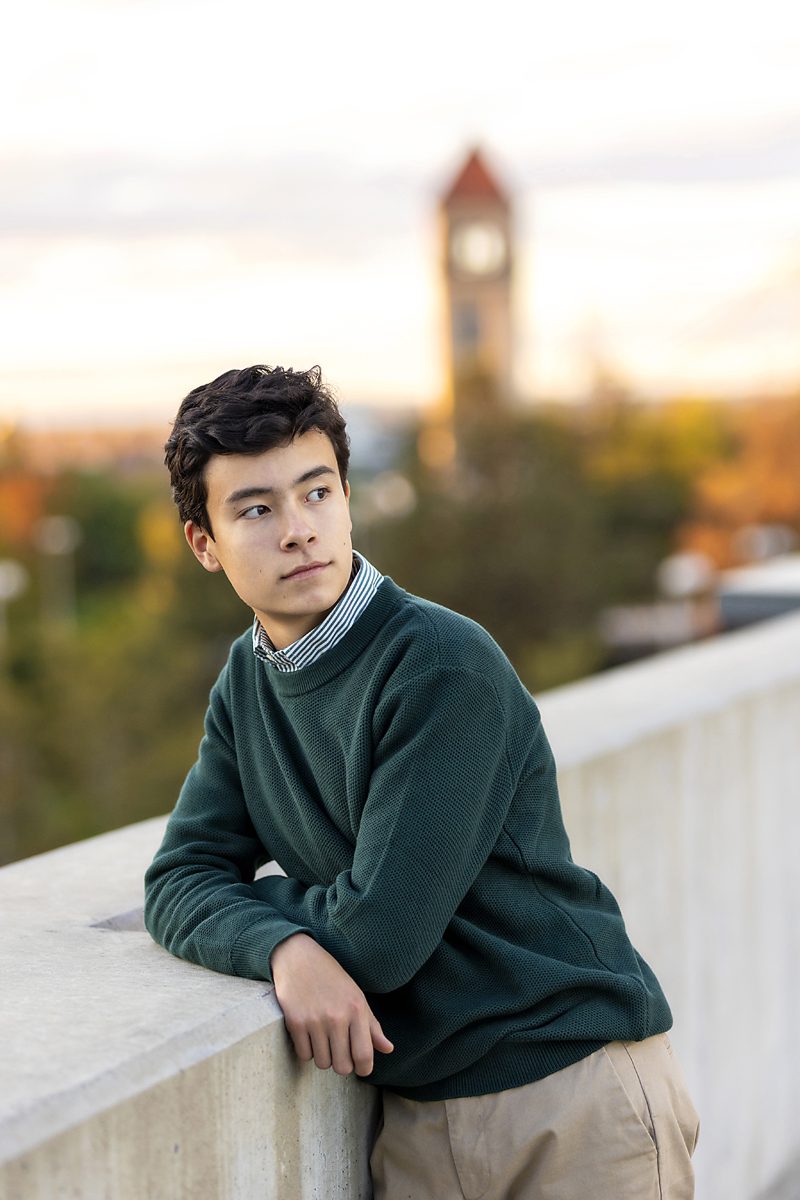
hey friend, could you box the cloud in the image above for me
[681,264,800,342]
[3,112,799,261]
[0,152,420,257]
[520,115,800,187]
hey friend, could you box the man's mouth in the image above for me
[282,562,328,581]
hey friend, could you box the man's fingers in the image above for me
[350,1013,375,1077]
[287,1015,391,1076]
[329,1022,355,1076]
[287,1024,314,1064]
[370,1013,394,1055]
[309,1026,333,1071]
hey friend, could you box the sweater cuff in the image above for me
[228,917,313,981]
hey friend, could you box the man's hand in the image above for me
[270,933,394,1077]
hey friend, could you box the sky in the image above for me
[2,0,800,427]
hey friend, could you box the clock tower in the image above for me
[440,147,514,419]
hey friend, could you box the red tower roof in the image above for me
[442,147,509,208]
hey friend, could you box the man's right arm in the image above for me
[144,671,312,978]
[144,672,393,1075]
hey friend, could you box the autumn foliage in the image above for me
[678,395,800,567]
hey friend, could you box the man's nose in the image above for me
[279,506,316,550]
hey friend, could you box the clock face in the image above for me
[450,220,507,276]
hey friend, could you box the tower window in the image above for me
[454,302,481,351]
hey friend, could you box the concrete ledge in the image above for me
[0,818,378,1198]
[539,609,800,767]
[539,612,800,1200]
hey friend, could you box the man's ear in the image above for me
[344,479,352,531]
[184,521,224,573]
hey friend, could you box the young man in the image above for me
[145,364,699,1199]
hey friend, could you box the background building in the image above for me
[430,148,515,462]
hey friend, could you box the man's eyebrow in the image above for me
[223,465,336,506]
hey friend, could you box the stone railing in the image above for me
[0,820,377,1199]
[2,612,800,1199]
[540,611,800,1200]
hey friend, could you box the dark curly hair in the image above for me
[164,365,350,536]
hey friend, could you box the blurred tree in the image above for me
[0,466,251,864]
[372,397,607,692]
[47,469,159,597]
[0,474,52,551]
[678,395,800,566]
[577,396,731,601]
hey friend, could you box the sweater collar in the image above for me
[260,578,408,696]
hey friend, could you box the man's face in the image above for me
[185,429,353,649]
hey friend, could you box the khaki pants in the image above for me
[371,1034,700,1200]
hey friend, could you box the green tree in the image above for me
[372,407,607,691]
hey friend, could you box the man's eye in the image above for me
[307,486,330,502]
[241,505,270,519]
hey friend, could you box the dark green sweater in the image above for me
[144,579,671,1100]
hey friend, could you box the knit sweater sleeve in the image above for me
[248,666,516,993]
[143,670,312,977]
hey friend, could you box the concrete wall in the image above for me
[0,819,378,1200]
[539,611,800,1200]
[2,612,799,1199]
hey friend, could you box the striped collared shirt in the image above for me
[252,550,384,672]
